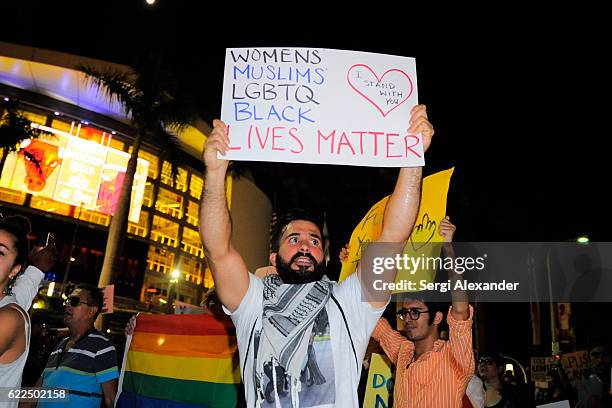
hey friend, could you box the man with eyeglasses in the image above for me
[370,217,474,407]
[24,284,119,408]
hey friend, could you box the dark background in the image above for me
[3,1,610,356]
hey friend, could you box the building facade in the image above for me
[1,42,272,309]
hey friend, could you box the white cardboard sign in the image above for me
[220,47,422,167]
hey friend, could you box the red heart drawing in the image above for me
[347,64,414,117]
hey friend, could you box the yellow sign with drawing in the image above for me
[339,168,454,284]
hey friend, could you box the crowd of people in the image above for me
[1,105,611,408]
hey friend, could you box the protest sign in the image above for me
[530,350,591,386]
[221,47,421,167]
[363,353,394,408]
[561,350,591,386]
[339,168,454,282]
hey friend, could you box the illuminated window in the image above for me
[181,227,203,258]
[107,138,124,151]
[142,182,154,207]
[146,245,175,274]
[189,174,203,199]
[138,150,158,179]
[22,111,47,125]
[76,126,104,144]
[204,266,214,288]
[185,200,199,227]
[0,150,26,204]
[0,186,26,205]
[30,197,72,216]
[77,208,110,226]
[155,187,183,219]
[178,255,204,284]
[51,119,74,134]
[128,210,149,237]
[128,147,158,179]
[151,215,179,247]
[161,161,187,192]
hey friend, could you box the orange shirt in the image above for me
[372,306,474,408]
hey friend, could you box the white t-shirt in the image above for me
[227,272,385,408]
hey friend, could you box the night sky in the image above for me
[3,1,608,255]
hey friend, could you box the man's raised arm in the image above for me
[361,105,435,308]
[199,119,249,312]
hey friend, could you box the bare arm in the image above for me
[12,265,43,311]
[199,120,249,312]
[0,308,20,356]
[14,242,57,311]
[360,105,434,308]
[439,217,469,320]
[101,378,118,408]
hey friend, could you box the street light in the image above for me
[576,235,589,244]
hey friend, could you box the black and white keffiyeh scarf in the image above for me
[254,274,333,407]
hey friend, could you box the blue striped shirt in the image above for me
[40,328,118,408]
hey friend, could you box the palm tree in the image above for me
[0,99,46,177]
[79,54,202,293]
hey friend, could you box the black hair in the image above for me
[479,352,505,369]
[74,283,103,320]
[0,214,31,268]
[270,208,325,253]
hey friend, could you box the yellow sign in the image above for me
[339,195,390,281]
[363,353,394,408]
[395,167,454,292]
[339,168,454,283]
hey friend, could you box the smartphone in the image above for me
[45,232,54,247]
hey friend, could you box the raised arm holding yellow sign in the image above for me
[339,167,454,284]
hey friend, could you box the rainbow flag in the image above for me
[116,313,241,408]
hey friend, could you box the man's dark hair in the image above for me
[479,352,505,370]
[422,301,447,325]
[270,209,325,253]
[75,283,104,320]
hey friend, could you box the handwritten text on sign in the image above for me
[220,48,421,167]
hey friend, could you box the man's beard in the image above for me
[275,251,327,284]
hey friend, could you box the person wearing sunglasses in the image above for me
[25,284,119,408]
[370,217,475,407]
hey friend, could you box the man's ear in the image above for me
[270,253,277,267]
[433,311,444,325]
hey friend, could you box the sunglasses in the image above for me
[478,358,496,366]
[397,308,430,321]
[65,296,95,307]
